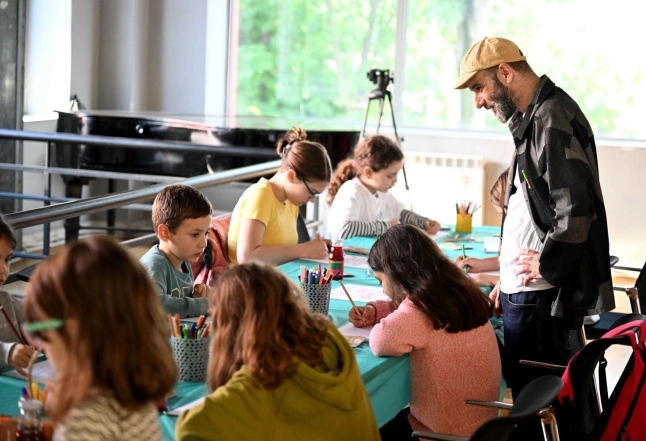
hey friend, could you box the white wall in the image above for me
[147,0,208,113]
[95,0,211,113]
[24,0,71,115]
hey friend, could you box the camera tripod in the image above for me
[360,69,411,205]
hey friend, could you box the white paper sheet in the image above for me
[330,284,389,303]
[3,359,55,384]
[337,322,373,339]
[301,255,370,269]
[166,397,206,416]
[484,236,501,253]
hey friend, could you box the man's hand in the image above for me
[8,344,35,376]
[489,282,503,318]
[516,248,543,286]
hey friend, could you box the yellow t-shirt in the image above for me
[228,178,299,264]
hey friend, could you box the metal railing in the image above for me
[5,160,280,229]
[0,128,280,256]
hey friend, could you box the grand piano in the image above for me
[54,111,360,241]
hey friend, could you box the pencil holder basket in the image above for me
[300,282,332,316]
[455,213,473,234]
[171,336,211,382]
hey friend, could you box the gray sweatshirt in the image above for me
[0,290,26,370]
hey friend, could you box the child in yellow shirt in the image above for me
[228,127,332,265]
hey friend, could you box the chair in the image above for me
[191,214,231,286]
[297,212,310,244]
[521,314,646,440]
[412,376,563,441]
[585,260,646,339]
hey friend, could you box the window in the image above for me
[231,0,646,139]
[231,0,396,125]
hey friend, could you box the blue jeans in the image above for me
[500,287,572,400]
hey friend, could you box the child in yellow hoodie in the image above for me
[175,261,380,441]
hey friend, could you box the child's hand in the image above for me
[8,344,35,376]
[424,220,441,234]
[455,256,484,273]
[348,305,376,328]
[300,239,328,260]
[389,219,400,226]
[470,273,499,288]
[193,283,207,298]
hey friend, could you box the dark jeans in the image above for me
[501,287,574,441]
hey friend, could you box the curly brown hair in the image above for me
[207,261,329,391]
[276,127,333,184]
[24,236,177,422]
[326,135,403,206]
[368,224,492,332]
[489,168,509,211]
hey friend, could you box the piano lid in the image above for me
[55,111,360,178]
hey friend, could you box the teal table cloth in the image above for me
[0,226,503,441]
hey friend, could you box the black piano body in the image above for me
[54,111,360,241]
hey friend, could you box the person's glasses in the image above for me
[22,319,65,344]
[300,178,320,198]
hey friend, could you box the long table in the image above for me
[0,226,503,440]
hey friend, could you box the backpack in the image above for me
[190,215,231,287]
[557,319,646,440]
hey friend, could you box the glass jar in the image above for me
[16,398,45,441]
[328,239,344,280]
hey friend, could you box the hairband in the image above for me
[281,138,301,157]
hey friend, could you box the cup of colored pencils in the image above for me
[168,314,211,382]
[455,200,478,234]
[298,265,333,315]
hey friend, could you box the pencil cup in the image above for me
[455,213,473,234]
[171,336,211,382]
[300,282,332,316]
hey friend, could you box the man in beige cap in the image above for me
[455,37,614,438]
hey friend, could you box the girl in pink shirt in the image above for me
[349,225,502,438]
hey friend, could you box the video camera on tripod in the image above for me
[366,69,394,98]
[360,68,411,199]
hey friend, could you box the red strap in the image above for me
[602,320,646,348]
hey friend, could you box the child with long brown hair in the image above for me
[326,134,440,239]
[349,225,501,438]
[175,261,380,441]
[228,127,332,265]
[23,236,177,440]
[455,168,509,288]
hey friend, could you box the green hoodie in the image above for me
[175,324,380,441]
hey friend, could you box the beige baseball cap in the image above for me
[454,37,527,89]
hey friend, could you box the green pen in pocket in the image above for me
[521,170,533,189]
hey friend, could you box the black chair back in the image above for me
[413,376,563,441]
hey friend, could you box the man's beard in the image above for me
[489,76,518,123]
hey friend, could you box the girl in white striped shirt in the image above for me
[326,135,440,239]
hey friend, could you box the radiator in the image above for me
[389,152,485,227]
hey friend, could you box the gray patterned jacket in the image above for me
[504,75,614,318]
